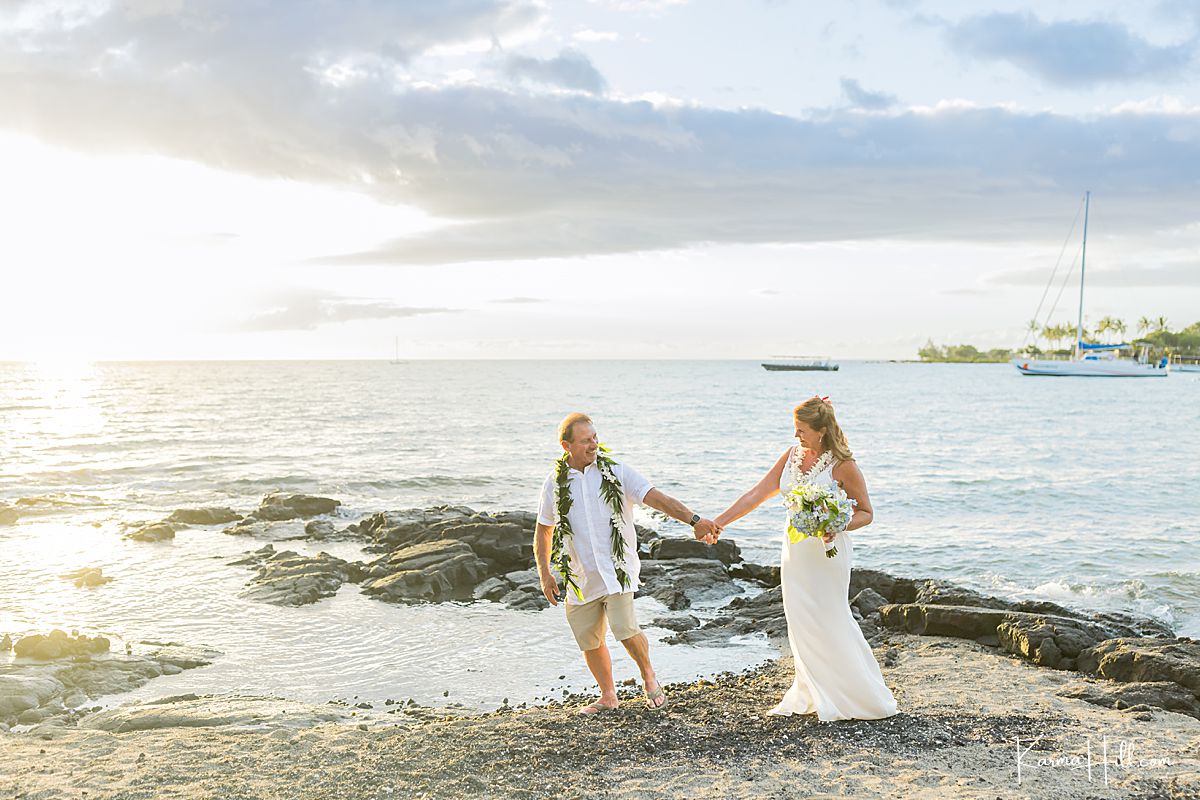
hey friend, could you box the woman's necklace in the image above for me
[792,446,833,484]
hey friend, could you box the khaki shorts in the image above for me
[564,591,641,651]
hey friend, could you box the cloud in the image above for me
[944,12,1196,86]
[498,48,607,94]
[3,0,546,64]
[3,1,1200,267]
[840,77,896,110]
[305,96,1200,264]
[988,262,1200,288]
[588,0,689,12]
[491,296,546,303]
[1159,0,1200,27]
[572,29,620,43]
[234,290,457,331]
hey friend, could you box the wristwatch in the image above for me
[688,513,701,527]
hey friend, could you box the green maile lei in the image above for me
[551,443,630,602]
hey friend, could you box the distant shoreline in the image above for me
[910,359,1009,364]
[882,359,1006,364]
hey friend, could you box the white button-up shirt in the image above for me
[537,459,653,605]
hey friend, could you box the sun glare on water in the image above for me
[5,360,106,476]
[31,357,104,429]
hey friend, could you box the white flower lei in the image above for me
[551,444,630,601]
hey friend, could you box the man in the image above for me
[535,412,722,714]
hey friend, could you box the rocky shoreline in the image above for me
[1,634,1196,799]
[6,496,1200,729]
[3,495,1199,797]
[214,496,1200,725]
[0,632,220,733]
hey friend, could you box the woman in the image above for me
[714,396,898,721]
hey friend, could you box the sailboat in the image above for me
[1011,192,1168,378]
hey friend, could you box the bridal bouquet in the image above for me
[783,483,856,557]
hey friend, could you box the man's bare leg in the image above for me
[619,632,665,707]
[580,642,620,713]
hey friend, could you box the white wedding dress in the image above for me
[768,446,899,721]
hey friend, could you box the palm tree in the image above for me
[1079,316,1097,344]
[1112,318,1127,342]
[1043,322,1074,352]
[1099,316,1123,345]
[1155,316,1170,333]
[1138,316,1154,336]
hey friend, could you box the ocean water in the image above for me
[1,360,1197,713]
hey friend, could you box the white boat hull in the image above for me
[1011,358,1168,377]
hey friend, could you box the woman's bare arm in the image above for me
[832,459,873,532]
[714,449,792,530]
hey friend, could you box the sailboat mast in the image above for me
[1075,191,1090,358]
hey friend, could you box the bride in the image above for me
[713,396,898,721]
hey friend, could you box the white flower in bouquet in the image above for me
[783,482,856,558]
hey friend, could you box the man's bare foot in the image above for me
[577,698,619,715]
[644,679,667,710]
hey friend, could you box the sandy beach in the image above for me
[2,630,1197,800]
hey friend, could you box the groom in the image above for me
[535,412,721,714]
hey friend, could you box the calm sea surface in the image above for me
[1,360,1197,712]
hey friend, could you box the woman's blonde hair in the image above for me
[793,397,854,462]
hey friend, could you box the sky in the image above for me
[1,0,1198,360]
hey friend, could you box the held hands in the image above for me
[542,514,725,604]
[692,518,723,545]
